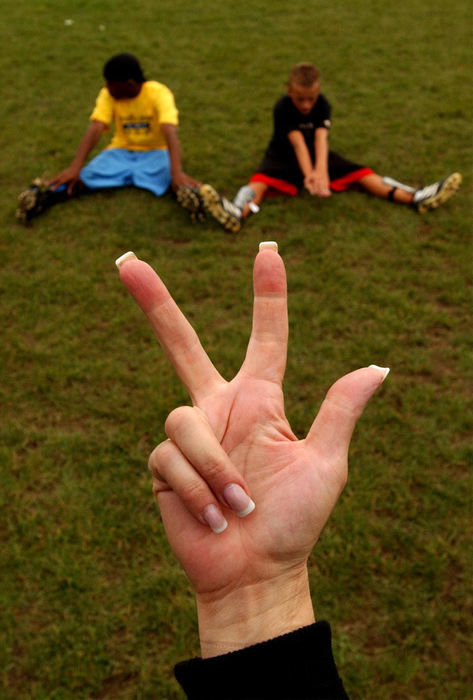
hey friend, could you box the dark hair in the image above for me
[288,63,320,87]
[103,53,146,83]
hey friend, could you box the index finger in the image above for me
[116,252,223,402]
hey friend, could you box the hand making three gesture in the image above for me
[116,243,389,657]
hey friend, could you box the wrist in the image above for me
[171,169,183,183]
[70,158,84,172]
[196,566,315,658]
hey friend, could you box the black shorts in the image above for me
[250,150,373,196]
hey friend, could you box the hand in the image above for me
[161,122,201,193]
[171,170,201,192]
[47,165,82,195]
[116,244,388,655]
[47,121,105,194]
[304,170,331,197]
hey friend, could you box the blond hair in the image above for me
[288,63,320,88]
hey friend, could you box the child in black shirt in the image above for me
[197,63,461,233]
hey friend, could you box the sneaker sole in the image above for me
[176,186,205,222]
[417,172,462,213]
[16,177,51,222]
[199,184,241,233]
[16,187,42,222]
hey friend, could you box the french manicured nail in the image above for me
[223,484,256,518]
[203,504,228,534]
[259,241,278,252]
[369,365,391,381]
[115,251,137,268]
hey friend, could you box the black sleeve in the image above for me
[315,95,332,130]
[174,621,349,700]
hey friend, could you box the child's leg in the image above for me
[358,171,462,211]
[80,149,134,190]
[17,149,135,224]
[130,150,172,196]
[234,181,269,218]
[198,173,293,233]
[358,173,414,204]
[16,177,74,224]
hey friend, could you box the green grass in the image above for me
[1,0,472,697]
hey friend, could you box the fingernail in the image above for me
[115,251,137,268]
[259,241,278,252]
[223,484,256,518]
[203,504,228,534]
[369,365,391,381]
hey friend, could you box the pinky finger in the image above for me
[149,440,229,534]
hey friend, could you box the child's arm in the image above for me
[288,131,314,183]
[304,128,331,197]
[48,121,106,194]
[161,124,201,191]
[288,130,331,198]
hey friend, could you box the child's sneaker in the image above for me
[413,172,462,212]
[16,177,63,223]
[176,184,206,223]
[199,184,242,233]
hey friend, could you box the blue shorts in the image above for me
[80,148,171,197]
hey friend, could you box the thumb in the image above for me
[305,365,390,462]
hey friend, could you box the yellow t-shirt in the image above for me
[90,81,179,151]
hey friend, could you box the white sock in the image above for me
[233,185,256,210]
[382,176,416,194]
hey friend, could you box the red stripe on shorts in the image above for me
[250,173,298,197]
[330,167,374,192]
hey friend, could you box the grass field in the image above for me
[1,0,472,698]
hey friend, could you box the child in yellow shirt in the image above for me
[17,53,200,223]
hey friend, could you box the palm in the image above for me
[160,378,335,594]
[119,249,385,597]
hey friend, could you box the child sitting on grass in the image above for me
[196,62,461,233]
[16,52,201,223]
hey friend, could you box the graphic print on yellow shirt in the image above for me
[90,81,179,151]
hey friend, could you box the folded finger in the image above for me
[149,439,229,534]
[149,405,256,533]
[241,243,288,384]
[116,252,223,403]
[164,405,255,518]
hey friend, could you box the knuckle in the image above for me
[201,455,227,484]
[148,439,175,477]
[179,479,207,507]
[152,477,170,497]
[164,405,195,436]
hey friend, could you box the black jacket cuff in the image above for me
[174,620,348,699]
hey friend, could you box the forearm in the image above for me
[70,120,104,169]
[292,141,314,178]
[196,565,315,658]
[313,127,329,175]
[162,123,183,180]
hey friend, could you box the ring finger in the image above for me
[149,439,229,534]
[150,406,256,532]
